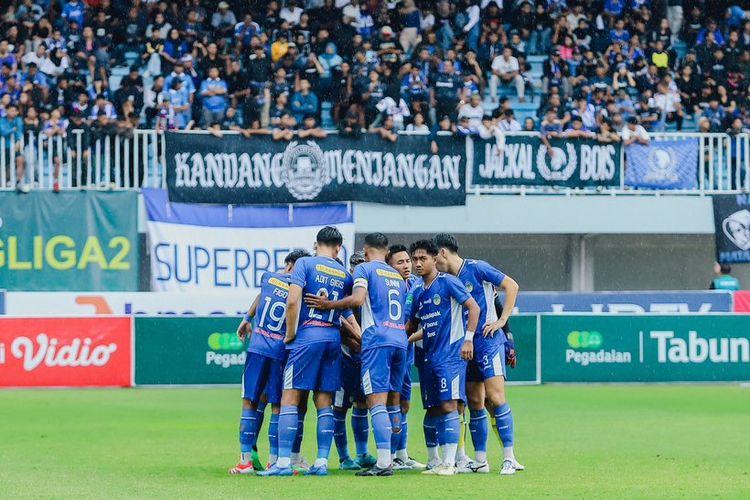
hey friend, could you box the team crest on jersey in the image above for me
[465,282,473,293]
[280,140,330,200]
[433,294,441,306]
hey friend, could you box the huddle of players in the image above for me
[231,226,522,477]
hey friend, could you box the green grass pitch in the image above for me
[1,385,749,499]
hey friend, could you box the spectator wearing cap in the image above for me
[564,115,595,139]
[498,110,522,132]
[621,116,650,146]
[165,62,196,104]
[457,93,484,131]
[200,67,228,126]
[211,2,237,39]
[490,47,526,103]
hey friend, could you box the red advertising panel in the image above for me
[734,291,750,313]
[0,317,132,387]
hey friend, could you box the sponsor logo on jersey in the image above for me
[315,264,346,278]
[376,268,403,280]
[268,277,290,290]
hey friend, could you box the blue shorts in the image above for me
[334,353,365,408]
[283,341,342,393]
[361,345,407,396]
[242,352,284,405]
[400,367,412,402]
[422,361,467,409]
[467,342,507,382]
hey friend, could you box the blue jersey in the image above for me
[289,256,353,346]
[248,272,290,360]
[457,259,507,347]
[409,273,471,365]
[354,261,408,351]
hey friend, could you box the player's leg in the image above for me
[262,358,285,470]
[461,359,490,473]
[291,393,309,470]
[231,353,269,474]
[385,347,406,469]
[351,355,375,467]
[455,400,469,468]
[420,364,442,469]
[305,341,342,476]
[268,404,280,467]
[484,344,523,475]
[258,344,319,476]
[394,353,424,469]
[332,355,359,470]
[356,346,396,476]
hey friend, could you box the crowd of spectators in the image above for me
[3,0,750,189]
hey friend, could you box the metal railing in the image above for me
[1,130,748,194]
[0,130,166,190]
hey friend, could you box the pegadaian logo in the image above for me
[206,332,246,368]
[567,330,603,349]
[565,330,631,366]
[722,209,750,251]
[280,140,330,200]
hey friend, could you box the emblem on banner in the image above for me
[644,147,679,183]
[537,143,577,181]
[722,209,750,250]
[280,141,330,200]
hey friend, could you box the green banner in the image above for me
[470,136,621,188]
[506,314,538,383]
[135,317,247,385]
[541,315,750,382]
[0,191,138,291]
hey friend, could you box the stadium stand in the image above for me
[1,0,749,190]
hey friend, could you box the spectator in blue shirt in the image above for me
[234,15,260,49]
[200,67,229,125]
[168,79,192,129]
[610,19,631,45]
[0,104,27,192]
[290,79,319,124]
[62,0,85,29]
[696,19,726,46]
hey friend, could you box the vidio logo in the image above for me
[567,331,603,349]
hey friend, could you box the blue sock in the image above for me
[351,407,369,456]
[333,408,350,461]
[239,409,258,453]
[424,414,439,448]
[254,402,267,448]
[387,405,401,454]
[268,413,279,457]
[277,405,298,467]
[292,412,305,454]
[443,411,461,445]
[398,411,408,452]
[316,407,335,460]
[370,404,391,467]
[494,403,514,447]
[469,409,489,454]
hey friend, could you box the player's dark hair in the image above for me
[350,251,365,267]
[364,232,389,250]
[433,233,459,253]
[409,239,438,256]
[387,244,408,263]
[721,264,732,274]
[316,225,343,247]
[284,249,310,266]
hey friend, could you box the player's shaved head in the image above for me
[316,225,343,246]
[433,233,459,253]
[285,249,310,266]
[364,232,389,250]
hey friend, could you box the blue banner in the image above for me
[515,291,733,314]
[625,139,699,189]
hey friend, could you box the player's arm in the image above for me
[483,275,519,336]
[340,314,362,352]
[237,294,261,341]
[461,296,480,361]
[304,286,367,310]
[285,284,302,344]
